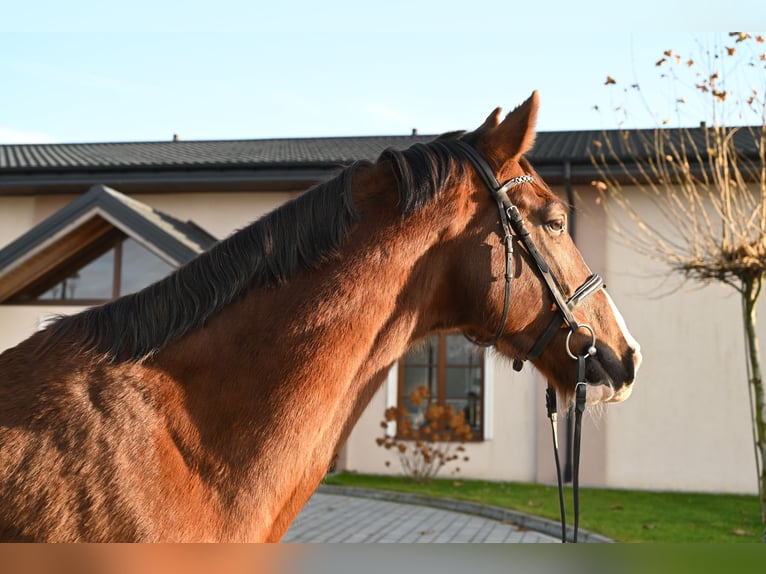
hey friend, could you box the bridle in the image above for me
[456,139,605,543]
[455,140,604,357]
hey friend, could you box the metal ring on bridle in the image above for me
[565,324,597,360]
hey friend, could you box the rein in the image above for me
[456,139,604,543]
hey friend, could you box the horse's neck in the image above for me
[152,181,455,539]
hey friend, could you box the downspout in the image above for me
[563,158,576,483]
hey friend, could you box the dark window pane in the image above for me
[402,365,438,400]
[445,366,482,399]
[119,239,175,296]
[405,335,438,364]
[37,248,115,301]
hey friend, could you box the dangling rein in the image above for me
[545,354,592,542]
[456,140,604,543]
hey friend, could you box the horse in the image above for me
[0,92,641,542]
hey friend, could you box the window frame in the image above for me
[6,234,173,305]
[396,333,486,441]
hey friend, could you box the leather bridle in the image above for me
[456,139,605,543]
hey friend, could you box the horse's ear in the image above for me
[493,91,539,161]
[480,107,503,130]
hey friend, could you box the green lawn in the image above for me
[324,472,762,543]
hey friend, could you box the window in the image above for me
[398,334,485,440]
[117,238,176,296]
[13,236,174,303]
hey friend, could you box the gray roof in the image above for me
[0,127,762,193]
[0,135,438,194]
[0,136,435,172]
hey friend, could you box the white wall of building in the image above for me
[139,191,298,240]
[599,188,760,494]
[0,196,35,247]
[0,305,88,355]
[1,185,762,495]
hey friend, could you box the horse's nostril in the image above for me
[622,347,641,382]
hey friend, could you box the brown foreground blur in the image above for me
[0,544,294,574]
[0,542,763,574]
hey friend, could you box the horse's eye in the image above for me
[546,219,566,234]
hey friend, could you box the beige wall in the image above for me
[599,188,758,494]
[0,305,88,354]
[138,192,298,240]
[0,196,36,248]
[1,183,761,495]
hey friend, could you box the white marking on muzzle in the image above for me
[604,290,642,373]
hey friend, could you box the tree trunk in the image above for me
[742,275,766,525]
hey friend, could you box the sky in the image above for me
[2,1,765,144]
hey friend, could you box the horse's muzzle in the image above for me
[586,382,633,405]
[583,343,640,405]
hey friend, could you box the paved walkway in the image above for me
[283,483,604,543]
[284,492,557,543]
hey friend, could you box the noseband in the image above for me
[456,139,604,543]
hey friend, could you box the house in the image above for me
[0,130,760,495]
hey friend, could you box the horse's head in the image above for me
[456,92,641,404]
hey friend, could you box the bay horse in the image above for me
[0,92,640,542]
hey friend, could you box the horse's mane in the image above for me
[45,136,468,362]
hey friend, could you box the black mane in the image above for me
[46,137,468,362]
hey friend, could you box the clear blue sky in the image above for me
[2,1,764,144]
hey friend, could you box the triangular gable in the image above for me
[0,185,217,303]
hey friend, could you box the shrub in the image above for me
[375,384,472,483]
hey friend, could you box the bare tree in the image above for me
[591,33,766,524]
